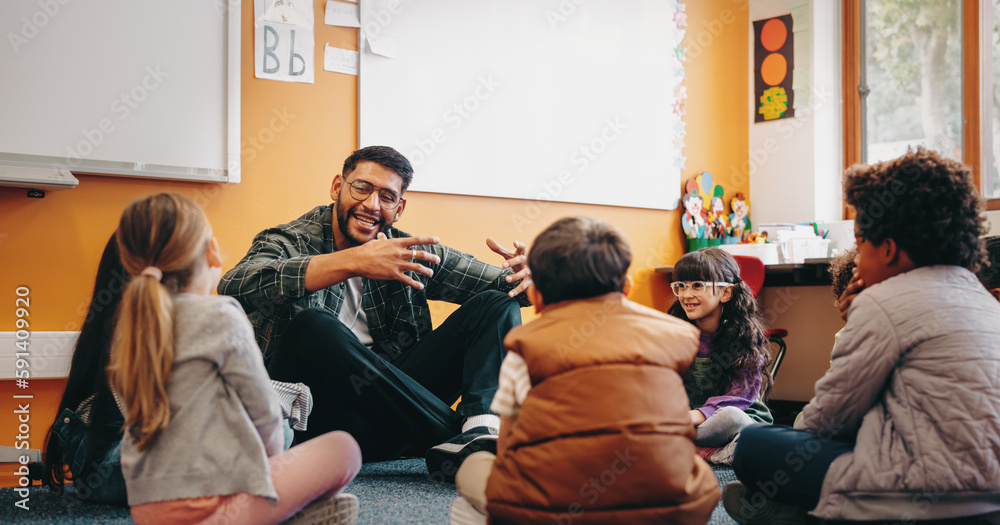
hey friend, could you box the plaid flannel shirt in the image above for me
[218,204,530,359]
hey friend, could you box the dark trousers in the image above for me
[734,425,1000,524]
[732,424,854,511]
[267,290,520,462]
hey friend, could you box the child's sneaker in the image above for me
[721,481,812,525]
[284,493,359,525]
[426,426,498,483]
[710,438,739,465]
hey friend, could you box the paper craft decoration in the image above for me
[753,14,794,122]
[681,171,739,242]
[684,171,723,238]
[681,189,707,239]
[695,172,722,212]
[710,196,731,237]
[681,172,747,251]
[730,193,751,240]
[255,0,315,83]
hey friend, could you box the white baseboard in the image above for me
[0,446,41,463]
[0,331,78,380]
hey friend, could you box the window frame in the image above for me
[842,0,998,213]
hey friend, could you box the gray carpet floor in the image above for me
[0,460,739,524]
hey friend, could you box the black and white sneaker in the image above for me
[721,481,812,525]
[426,426,498,483]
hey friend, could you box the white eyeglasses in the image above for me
[670,281,732,296]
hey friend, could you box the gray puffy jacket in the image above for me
[799,265,1000,520]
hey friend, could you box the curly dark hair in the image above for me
[528,216,631,304]
[667,248,772,400]
[844,147,986,272]
[828,247,857,301]
[977,235,1000,290]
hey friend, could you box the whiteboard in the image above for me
[359,0,685,210]
[0,0,240,183]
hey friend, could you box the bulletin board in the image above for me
[358,0,687,210]
[0,0,240,183]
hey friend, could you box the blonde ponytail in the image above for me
[111,274,174,451]
[108,193,212,452]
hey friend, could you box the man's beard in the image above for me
[335,199,388,247]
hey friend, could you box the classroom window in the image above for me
[862,0,963,163]
[844,0,997,208]
[987,0,1000,198]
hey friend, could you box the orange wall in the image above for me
[0,0,748,485]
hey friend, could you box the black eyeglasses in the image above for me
[346,180,402,210]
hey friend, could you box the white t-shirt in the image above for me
[338,277,373,347]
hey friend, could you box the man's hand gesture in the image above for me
[354,233,442,290]
[307,233,443,292]
[486,237,532,298]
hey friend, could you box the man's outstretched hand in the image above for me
[355,233,442,290]
[486,237,532,298]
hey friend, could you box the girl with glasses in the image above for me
[667,247,772,465]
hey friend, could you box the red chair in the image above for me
[732,255,787,379]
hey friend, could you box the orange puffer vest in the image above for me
[485,293,720,524]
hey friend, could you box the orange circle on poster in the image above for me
[761,53,787,86]
[761,18,787,51]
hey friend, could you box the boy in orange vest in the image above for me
[450,216,719,525]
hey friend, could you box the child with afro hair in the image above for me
[724,148,1000,524]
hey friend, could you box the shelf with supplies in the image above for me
[655,258,833,287]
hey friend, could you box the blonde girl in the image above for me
[109,193,361,525]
